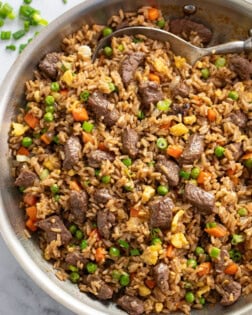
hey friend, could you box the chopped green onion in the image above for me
[229,249,241,262]
[19,43,27,53]
[0,3,13,19]
[151,237,162,245]
[79,90,90,102]
[179,170,191,180]
[95,169,101,177]
[156,99,172,111]
[69,224,77,235]
[86,262,97,274]
[102,26,113,37]
[238,207,248,217]
[157,185,169,196]
[214,146,225,158]
[6,44,16,50]
[23,20,30,32]
[130,248,140,256]
[54,194,60,202]
[156,137,168,150]
[109,246,120,257]
[191,167,200,179]
[0,19,4,27]
[201,68,210,79]
[137,110,145,120]
[50,184,59,194]
[82,121,94,133]
[13,29,26,40]
[69,272,80,283]
[228,91,239,101]
[187,258,197,268]
[101,175,111,184]
[205,222,217,228]
[112,270,121,280]
[210,247,220,258]
[231,234,244,245]
[45,95,55,106]
[133,37,143,43]
[185,291,195,303]
[118,239,129,249]
[156,18,165,28]
[75,230,83,240]
[103,46,113,57]
[53,135,59,144]
[151,228,161,238]
[195,246,204,256]
[62,0,67,3]
[124,185,133,192]
[80,239,88,250]
[108,82,116,92]
[119,273,130,286]
[1,30,11,40]
[24,0,32,4]
[68,264,78,272]
[215,57,226,68]
[51,82,60,92]
[22,136,32,147]
[122,158,132,167]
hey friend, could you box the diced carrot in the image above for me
[167,145,183,159]
[145,279,156,289]
[241,152,252,160]
[69,180,81,192]
[95,247,106,263]
[24,112,39,129]
[205,224,228,238]
[26,206,37,221]
[130,207,139,217]
[197,171,211,184]
[40,133,53,145]
[89,228,101,240]
[98,142,106,151]
[23,193,37,206]
[166,244,174,258]
[17,146,30,156]
[72,107,89,122]
[26,218,37,232]
[224,262,238,275]
[227,168,236,176]
[160,122,171,130]
[207,109,217,122]
[60,89,68,96]
[148,7,159,21]
[197,262,211,276]
[148,73,160,84]
[82,132,94,144]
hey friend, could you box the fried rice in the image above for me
[8,6,252,315]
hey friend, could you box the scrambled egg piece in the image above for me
[11,123,29,136]
[171,232,189,249]
[141,243,162,265]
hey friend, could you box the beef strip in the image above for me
[149,196,174,229]
[172,82,190,98]
[65,251,87,267]
[226,142,243,161]
[87,149,115,168]
[87,91,119,127]
[14,169,37,187]
[63,136,82,170]
[153,262,169,293]
[156,155,180,186]
[216,276,241,306]
[184,183,215,214]
[170,18,212,44]
[84,275,113,300]
[138,81,164,108]
[228,110,248,129]
[36,215,72,245]
[180,134,204,165]
[38,52,61,80]
[93,188,112,204]
[121,127,139,158]
[171,103,190,116]
[229,56,252,80]
[97,210,115,239]
[69,190,88,225]
[120,52,145,87]
[117,295,144,315]
[215,249,230,274]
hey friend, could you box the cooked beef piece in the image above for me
[138,81,164,108]
[226,142,243,161]
[63,136,82,170]
[14,169,37,187]
[153,263,169,293]
[117,295,144,315]
[172,82,190,98]
[156,155,180,186]
[121,127,139,158]
[216,277,241,306]
[229,56,252,80]
[85,275,113,300]
[180,134,204,165]
[87,149,115,168]
[184,183,215,214]
[228,110,248,129]
[65,251,87,267]
[97,210,115,239]
[149,196,174,229]
[93,188,112,204]
[38,52,61,80]
[120,52,145,87]
[215,249,230,274]
[171,103,190,116]
[170,18,212,44]
[36,215,72,245]
[69,190,88,225]
[87,91,119,127]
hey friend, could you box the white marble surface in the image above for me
[0,0,84,314]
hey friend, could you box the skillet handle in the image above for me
[204,38,252,56]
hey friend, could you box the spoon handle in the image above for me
[204,37,252,56]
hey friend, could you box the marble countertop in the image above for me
[0,1,84,314]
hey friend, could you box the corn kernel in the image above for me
[142,185,155,203]
[141,244,161,265]
[68,169,75,176]
[171,233,189,249]
[183,115,196,125]
[174,56,186,69]
[138,285,151,297]
[11,123,29,136]
[34,90,41,102]
[171,210,185,233]
[169,123,189,136]
[196,286,210,297]
[61,69,73,86]
[155,303,164,313]
[43,156,59,171]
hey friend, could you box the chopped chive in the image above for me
[0,19,4,27]
[13,29,26,40]
[1,30,11,40]
[24,0,32,4]
[6,44,16,51]
[24,20,30,32]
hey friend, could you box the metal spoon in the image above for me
[92,26,252,65]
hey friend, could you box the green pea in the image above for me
[51,82,60,92]
[75,230,83,240]
[122,158,132,167]
[228,91,239,101]
[209,247,220,258]
[238,207,248,217]
[104,46,113,57]
[80,239,88,250]
[185,291,195,303]
[156,99,172,111]
[191,167,200,179]
[86,262,97,274]
[102,26,113,37]
[69,224,77,235]
[112,270,121,280]
[244,158,252,169]
[214,146,225,158]
[119,273,130,286]
[157,185,169,196]
[199,297,205,305]
[156,137,168,150]
[187,258,197,268]
[44,112,54,122]
[45,95,55,106]
[22,136,32,147]
[54,194,60,202]
[109,246,120,257]
[156,18,165,28]
[69,272,80,283]
[82,121,94,133]
[201,68,210,79]
[118,44,124,52]
[179,170,191,180]
[195,246,204,256]
[215,57,226,68]
[45,105,55,113]
[151,237,162,245]
[101,175,111,184]
[50,184,59,194]
[80,90,90,102]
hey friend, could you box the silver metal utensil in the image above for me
[92,26,252,65]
